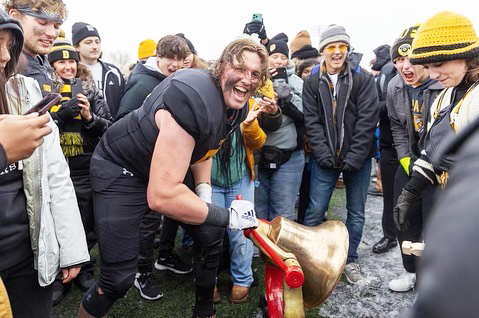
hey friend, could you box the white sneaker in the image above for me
[388,272,416,292]
[344,262,363,284]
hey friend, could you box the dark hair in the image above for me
[156,35,190,60]
[211,37,269,88]
[466,57,479,84]
[0,29,21,114]
[296,58,318,78]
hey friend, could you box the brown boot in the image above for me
[228,285,249,304]
[213,286,220,303]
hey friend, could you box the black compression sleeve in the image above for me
[203,203,229,228]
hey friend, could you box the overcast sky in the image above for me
[61,0,479,71]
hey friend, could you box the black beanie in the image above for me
[48,31,79,65]
[372,44,391,71]
[291,44,319,60]
[391,25,420,62]
[72,22,100,46]
[271,32,289,43]
[267,40,289,57]
[176,33,196,55]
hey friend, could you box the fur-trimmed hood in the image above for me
[51,62,96,94]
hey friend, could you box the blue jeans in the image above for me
[256,150,305,221]
[212,175,254,287]
[304,159,371,263]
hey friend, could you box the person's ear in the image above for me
[8,9,21,20]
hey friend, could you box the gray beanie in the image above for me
[319,24,350,52]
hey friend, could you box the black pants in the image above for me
[83,160,223,317]
[379,146,399,240]
[394,167,437,272]
[0,255,53,318]
[70,171,96,274]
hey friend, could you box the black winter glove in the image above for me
[243,21,267,39]
[393,188,421,232]
[56,97,81,122]
[319,158,335,169]
[340,163,357,173]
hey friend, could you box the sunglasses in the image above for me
[325,44,348,54]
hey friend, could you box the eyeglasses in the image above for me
[325,44,348,54]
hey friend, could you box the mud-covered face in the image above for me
[395,56,429,86]
[220,50,261,110]
[424,59,468,88]
[17,13,60,57]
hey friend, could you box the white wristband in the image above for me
[195,182,212,204]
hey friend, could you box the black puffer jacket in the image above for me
[51,63,113,154]
[303,52,379,170]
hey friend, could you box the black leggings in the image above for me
[83,162,223,317]
[394,167,437,273]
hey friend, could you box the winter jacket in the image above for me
[303,52,379,170]
[116,57,167,120]
[20,52,54,96]
[98,60,125,118]
[50,65,113,155]
[387,74,443,160]
[5,75,89,286]
[264,60,303,150]
[376,61,397,148]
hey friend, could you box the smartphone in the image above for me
[272,67,288,81]
[252,13,262,23]
[70,78,83,96]
[24,93,62,115]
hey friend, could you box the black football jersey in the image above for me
[94,69,247,181]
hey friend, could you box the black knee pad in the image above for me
[82,282,118,318]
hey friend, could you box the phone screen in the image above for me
[24,93,62,115]
[273,67,288,81]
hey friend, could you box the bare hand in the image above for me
[243,101,262,124]
[0,114,52,163]
[256,94,278,115]
[61,266,81,283]
[76,93,92,122]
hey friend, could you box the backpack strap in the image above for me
[310,64,321,101]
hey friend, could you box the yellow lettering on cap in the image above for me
[62,50,70,59]
[410,29,418,38]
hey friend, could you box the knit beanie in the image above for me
[410,11,479,65]
[138,39,156,60]
[291,45,319,60]
[291,30,312,54]
[176,33,197,55]
[271,33,289,43]
[391,24,420,62]
[267,40,289,57]
[319,24,350,52]
[72,22,100,46]
[48,30,79,64]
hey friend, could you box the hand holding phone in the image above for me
[24,93,62,115]
[271,67,288,81]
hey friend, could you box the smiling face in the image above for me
[15,13,60,57]
[268,52,288,68]
[53,59,77,79]
[76,36,101,64]
[394,56,429,86]
[220,50,262,110]
[423,60,468,88]
[157,56,184,75]
[321,41,348,74]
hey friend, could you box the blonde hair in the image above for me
[3,0,67,21]
[211,38,269,88]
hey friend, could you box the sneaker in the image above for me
[388,272,416,292]
[155,253,192,274]
[134,272,164,300]
[343,262,363,284]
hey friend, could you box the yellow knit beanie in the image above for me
[138,39,156,60]
[410,11,479,65]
